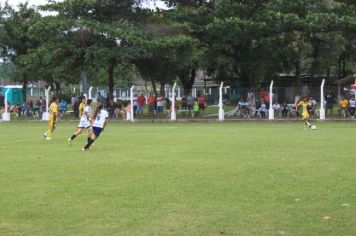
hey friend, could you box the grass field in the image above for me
[0,121,355,235]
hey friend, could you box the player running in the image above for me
[82,103,108,151]
[296,96,314,129]
[68,99,93,145]
[43,96,60,140]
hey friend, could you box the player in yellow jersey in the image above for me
[78,97,86,118]
[296,96,314,129]
[43,96,60,140]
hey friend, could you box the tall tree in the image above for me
[0,3,41,100]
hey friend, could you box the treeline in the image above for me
[1,0,356,100]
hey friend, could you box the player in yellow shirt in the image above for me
[78,97,86,118]
[43,96,60,140]
[338,96,349,117]
[296,96,314,129]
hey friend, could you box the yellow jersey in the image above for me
[49,102,58,116]
[339,99,348,108]
[297,101,311,116]
[79,102,85,117]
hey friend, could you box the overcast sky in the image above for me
[1,0,167,9]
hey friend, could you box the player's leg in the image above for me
[44,118,55,139]
[69,128,83,143]
[82,127,100,150]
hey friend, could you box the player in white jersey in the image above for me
[68,99,93,145]
[82,103,109,151]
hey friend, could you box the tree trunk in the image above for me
[54,81,61,94]
[295,59,301,94]
[151,79,158,97]
[108,62,114,101]
[22,76,27,102]
[179,67,196,95]
[159,81,165,96]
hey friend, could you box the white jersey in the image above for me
[78,105,92,128]
[93,109,109,128]
[349,99,356,108]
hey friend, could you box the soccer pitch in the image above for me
[0,121,355,235]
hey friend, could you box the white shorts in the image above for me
[78,120,91,129]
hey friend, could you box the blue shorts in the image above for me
[93,127,103,138]
[157,106,163,113]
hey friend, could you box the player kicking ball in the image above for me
[68,99,93,145]
[82,103,109,151]
[296,96,316,130]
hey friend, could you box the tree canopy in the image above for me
[1,0,356,98]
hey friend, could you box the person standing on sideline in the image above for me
[43,96,60,140]
[296,96,314,129]
[82,103,109,151]
[137,93,146,116]
[325,90,335,117]
[349,95,356,118]
[68,99,93,145]
[338,96,349,118]
[148,93,155,117]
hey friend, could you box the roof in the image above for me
[336,74,356,84]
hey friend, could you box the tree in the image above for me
[0,3,41,100]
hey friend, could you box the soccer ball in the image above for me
[311,125,317,130]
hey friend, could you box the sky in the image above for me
[1,0,167,9]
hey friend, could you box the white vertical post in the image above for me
[219,82,224,121]
[130,86,135,122]
[88,86,93,99]
[177,87,181,99]
[193,88,197,97]
[268,80,274,120]
[319,79,326,120]
[2,89,10,121]
[42,86,51,121]
[31,87,33,96]
[171,82,177,121]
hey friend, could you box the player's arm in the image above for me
[103,118,108,130]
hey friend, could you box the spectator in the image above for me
[58,99,68,117]
[325,90,335,117]
[156,94,165,118]
[338,96,349,118]
[193,98,200,117]
[33,97,42,118]
[349,95,356,119]
[165,97,171,117]
[258,102,267,118]
[181,95,187,115]
[272,102,281,117]
[186,93,194,117]
[125,101,132,120]
[136,93,146,116]
[133,94,138,115]
[27,99,34,116]
[238,97,248,118]
[71,94,77,109]
[21,102,29,116]
[198,94,207,115]
[148,92,155,117]
[281,102,289,118]
[308,96,317,117]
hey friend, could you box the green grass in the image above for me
[0,121,355,235]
